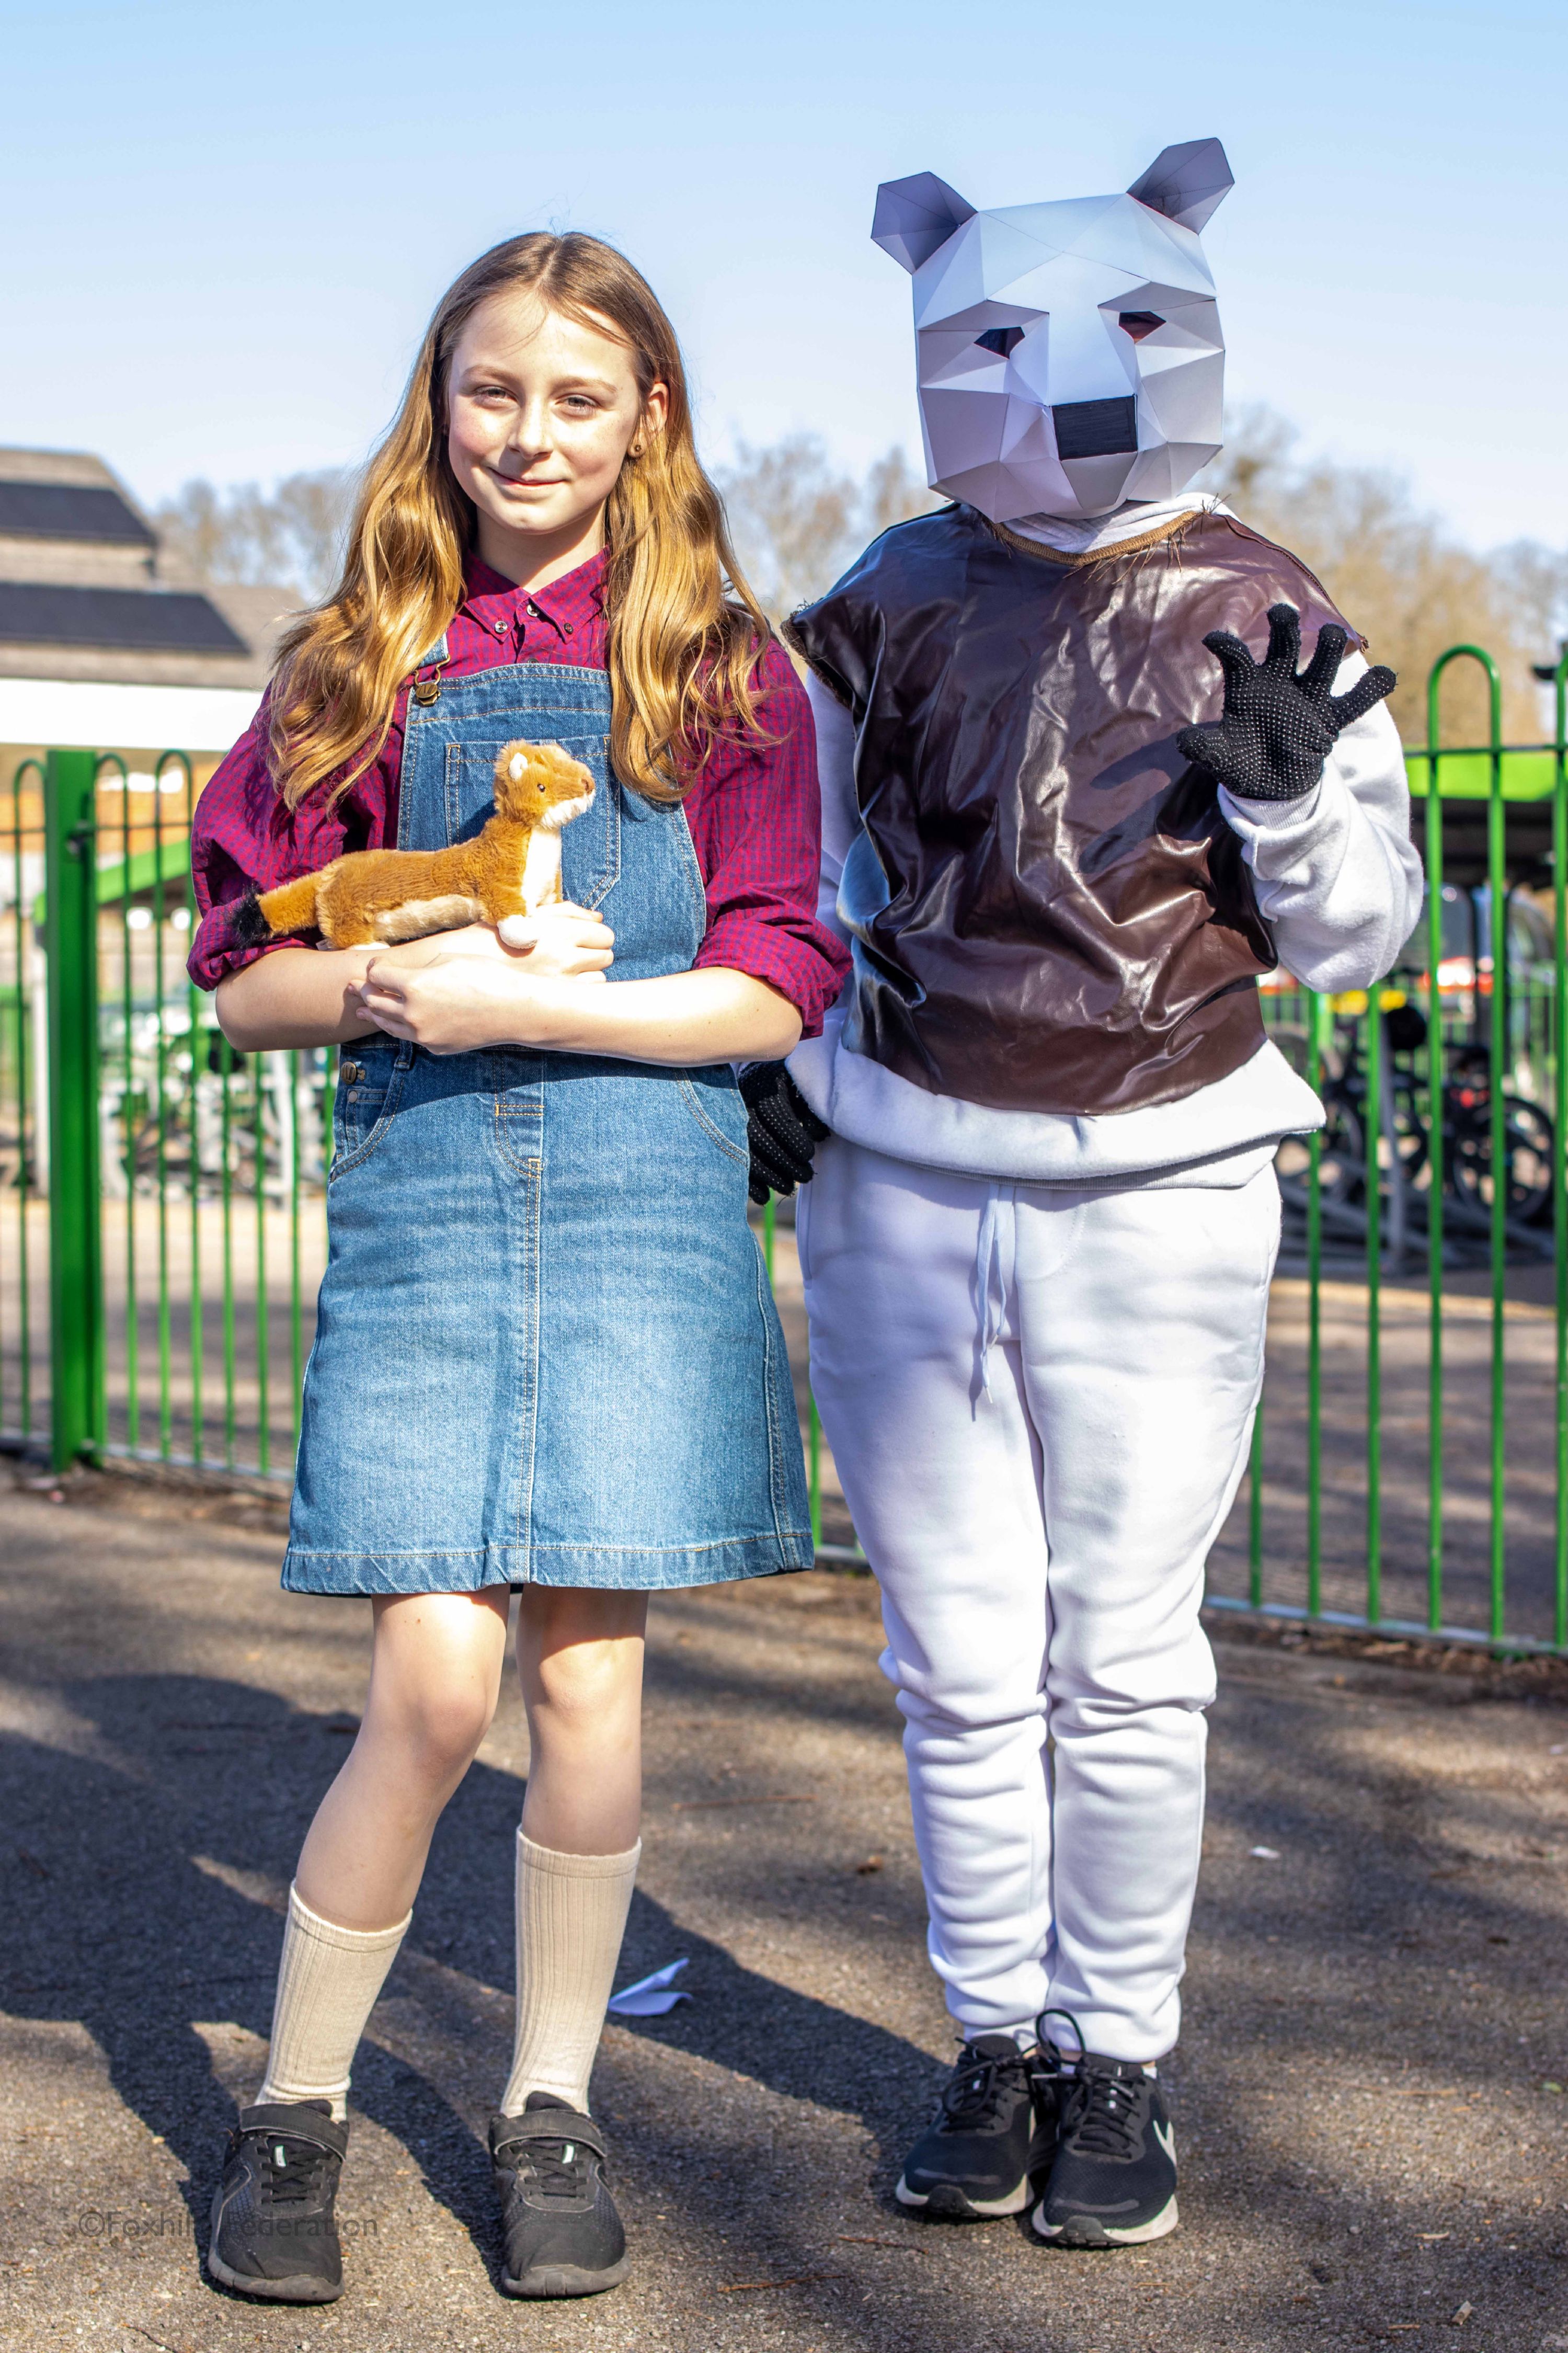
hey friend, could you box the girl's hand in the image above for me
[366,907,614,981]
[353,953,604,1055]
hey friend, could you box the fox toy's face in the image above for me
[493,741,596,832]
[874,138,1232,525]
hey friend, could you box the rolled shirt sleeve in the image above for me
[686,641,852,1036]
[187,694,402,992]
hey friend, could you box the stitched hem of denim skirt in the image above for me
[280,1530,816,1595]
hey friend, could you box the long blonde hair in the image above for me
[268,233,771,808]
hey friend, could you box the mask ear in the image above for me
[871,172,977,272]
[1127,138,1233,233]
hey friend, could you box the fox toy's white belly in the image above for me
[372,894,483,942]
[522,828,562,912]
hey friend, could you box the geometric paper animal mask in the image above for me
[873,139,1232,524]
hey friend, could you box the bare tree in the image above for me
[154,469,355,603]
[716,437,941,630]
[716,436,861,627]
[1201,410,1564,745]
[862,444,944,542]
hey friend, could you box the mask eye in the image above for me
[1118,311,1164,342]
[974,326,1025,358]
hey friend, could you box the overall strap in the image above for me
[410,631,451,706]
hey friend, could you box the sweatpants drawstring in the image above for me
[974,1182,1015,1406]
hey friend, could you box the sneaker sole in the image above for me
[896,2173,1033,2220]
[205,2184,345,2304]
[501,2255,631,2299]
[1030,2194,1179,2248]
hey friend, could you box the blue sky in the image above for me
[2,0,1561,551]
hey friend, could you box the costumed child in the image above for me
[187,231,849,2304]
[748,141,1422,2247]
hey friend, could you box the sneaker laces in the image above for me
[257,2133,331,2205]
[1058,2065,1147,2162]
[939,2044,1027,2131]
[518,2135,594,2201]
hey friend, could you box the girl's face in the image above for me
[447,293,667,571]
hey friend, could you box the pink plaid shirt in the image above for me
[187,549,850,1034]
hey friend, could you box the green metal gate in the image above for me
[2,645,1565,1654]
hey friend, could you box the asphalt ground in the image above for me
[2,1461,1567,2353]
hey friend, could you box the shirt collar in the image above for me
[461,546,608,636]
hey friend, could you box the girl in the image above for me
[188,232,849,2305]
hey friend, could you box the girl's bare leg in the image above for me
[255,1589,510,2116]
[296,1586,512,1926]
[515,1587,648,1853]
[500,1587,649,2115]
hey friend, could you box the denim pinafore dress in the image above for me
[283,657,813,1594]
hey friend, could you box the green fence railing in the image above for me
[2,643,1565,1654]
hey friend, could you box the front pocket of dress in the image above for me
[329,1053,411,1179]
[677,1069,750,1168]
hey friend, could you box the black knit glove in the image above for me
[1176,603,1396,803]
[739,1062,830,1206]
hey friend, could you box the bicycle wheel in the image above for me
[1448,1093,1554,1224]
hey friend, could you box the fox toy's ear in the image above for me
[872,172,976,271]
[1127,138,1233,233]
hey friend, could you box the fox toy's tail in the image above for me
[233,871,326,946]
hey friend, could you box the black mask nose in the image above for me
[1052,396,1138,460]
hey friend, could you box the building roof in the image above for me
[0,581,248,654]
[0,447,291,692]
[0,480,156,546]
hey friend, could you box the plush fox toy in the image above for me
[234,739,596,952]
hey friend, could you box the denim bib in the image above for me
[284,661,811,1592]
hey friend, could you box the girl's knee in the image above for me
[519,1590,646,1727]
[370,1680,497,1780]
[531,1637,637,1728]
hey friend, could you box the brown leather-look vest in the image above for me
[786,504,1360,1118]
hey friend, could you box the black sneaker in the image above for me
[895,2036,1060,2220]
[489,2094,630,2297]
[1030,2053,1178,2247]
[206,2100,349,2302]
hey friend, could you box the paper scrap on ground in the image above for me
[1250,1846,1281,1859]
[607,1959,691,2017]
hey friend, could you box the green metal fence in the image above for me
[2,644,1565,1655]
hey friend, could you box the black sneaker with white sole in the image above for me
[206,2100,348,2302]
[1030,2053,1178,2247]
[896,2036,1060,2220]
[489,2094,630,2297]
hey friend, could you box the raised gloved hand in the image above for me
[739,1061,830,1207]
[1176,602,1396,803]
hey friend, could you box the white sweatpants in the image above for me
[798,1143,1281,2061]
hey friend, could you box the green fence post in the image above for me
[1306,986,1324,1620]
[1423,684,1446,1635]
[1427,646,1507,1643]
[43,749,104,1469]
[1365,983,1383,1626]
[1554,653,1567,1651]
[1485,670,1508,1644]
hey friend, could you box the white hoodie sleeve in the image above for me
[805,671,859,947]
[1216,650,1424,993]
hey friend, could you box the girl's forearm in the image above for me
[355,954,802,1064]
[215,946,380,1052]
[521,967,802,1064]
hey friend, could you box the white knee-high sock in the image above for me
[255,1884,411,2122]
[499,1831,640,2118]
